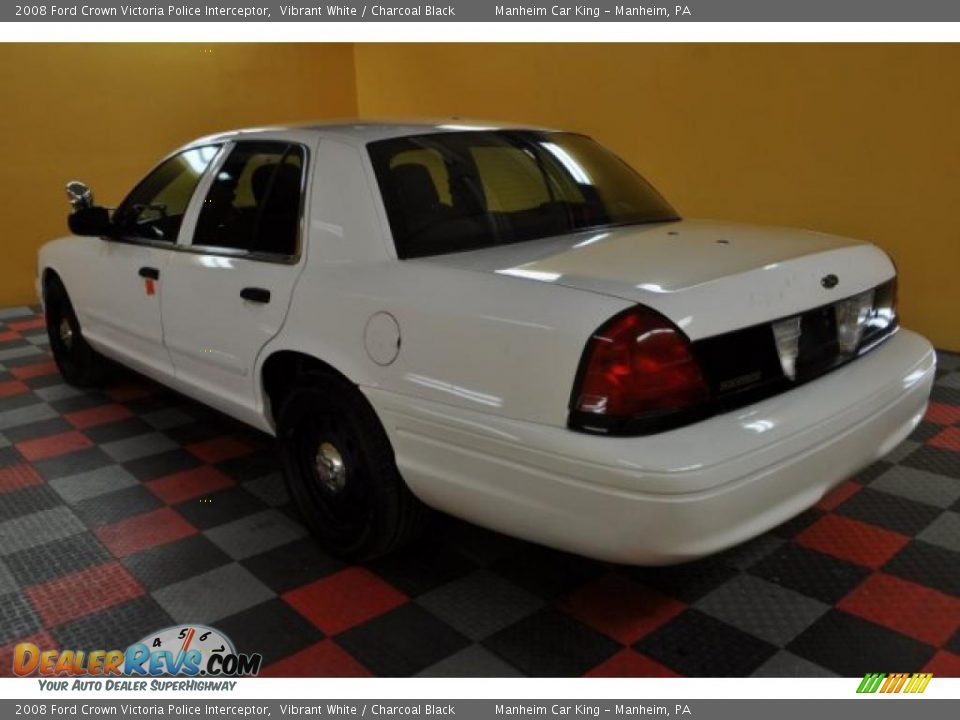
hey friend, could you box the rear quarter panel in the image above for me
[265,260,631,427]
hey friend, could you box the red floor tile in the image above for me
[585,649,682,678]
[187,436,255,464]
[925,402,960,426]
[0,330,21,343]
[16,431,93,462]
[929,427,960,453]
[10,360,58,380]
[64,404,133,430]
[0,631,58,678]
[283,567,408,635]
[838,573,960,647]
[560,573,687,645]
[816,480,862,511]
[0,380,29,398]
[25,562,144,628]
[94,507,197,558]
[146,466,235,505]
[259,639,372,677]
[923,650,960,678]
[7,318,46,332]
[0,464,44,494]
[795,514,910,569]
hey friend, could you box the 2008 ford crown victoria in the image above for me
[37,120,936,564]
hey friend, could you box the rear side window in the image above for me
[368,131,678,259]
[193,141,305,258]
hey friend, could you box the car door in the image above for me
[79,145,221,380]
[160,140,308,424]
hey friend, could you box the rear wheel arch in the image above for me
[261,350,358,427]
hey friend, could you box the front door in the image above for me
[81,145,220,380]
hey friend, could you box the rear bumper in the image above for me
[367,329,936,564]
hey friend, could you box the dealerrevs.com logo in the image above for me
[13,625,262,680]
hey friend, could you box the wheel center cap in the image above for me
[315,441,346,493]
[59,317,74,350]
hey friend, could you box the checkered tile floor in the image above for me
[1,304,958,678]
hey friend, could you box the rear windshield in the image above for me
[367,131,680,258]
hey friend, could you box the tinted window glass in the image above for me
[113,146,219,242]
[193,142,304,257]
[368,131,679,259]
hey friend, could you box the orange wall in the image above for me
[3,43,958,350]
[0,43,357,308]
[354,44,960,351]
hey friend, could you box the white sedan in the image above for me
[37,120,935,564]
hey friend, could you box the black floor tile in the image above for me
[216,449,280,483]
[217,598,323,664]
[52,596,173,652]
[902,446,960,479]
[337,603,471,677]
[492,545,606,601]
[174,486,267,530]
[365,538,477,597]
[31,447,114,481]
[852,460,894,485]
[627,560,739,604]
[122,534,232,591]
[242,538,344,595]
[85,418,155,445]
[769,508,825,539]
[788,610,934,677]
[748,543,870,605]
[634,608,777,677]
[484,608,619,677]
[0,592,41,645]
[1,417,72,444]
[5,532,111,587]
[883,540,960,597]
[72,485,163,528]
[0,484,65,523]
[835,488,942,536]
[123,448,202,482]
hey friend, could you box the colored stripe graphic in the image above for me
[857,673,886,693]
[858,673,933,694]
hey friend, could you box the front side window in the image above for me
[192,141,304,258]
[368,131,679,259]
[113,146,219,243]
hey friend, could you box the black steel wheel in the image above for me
[278,374,427,560]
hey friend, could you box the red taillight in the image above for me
[571,306,709,429]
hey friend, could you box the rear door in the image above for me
[159,140,309,424]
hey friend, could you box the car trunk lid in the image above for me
[416,219,895,341]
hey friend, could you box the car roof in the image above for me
[182,118,560,148]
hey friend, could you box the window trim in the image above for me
[182,139,310,266]
[367,130,680,260]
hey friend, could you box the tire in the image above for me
[278,374,427,561]
[44,278,109,387]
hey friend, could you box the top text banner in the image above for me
[6,0,960,22]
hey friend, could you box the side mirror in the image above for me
[65,180,94,212]
[68,206,112,237]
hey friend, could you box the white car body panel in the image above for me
[37,119,935,564]
[368,329,934,564]
[421,219,895,341]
